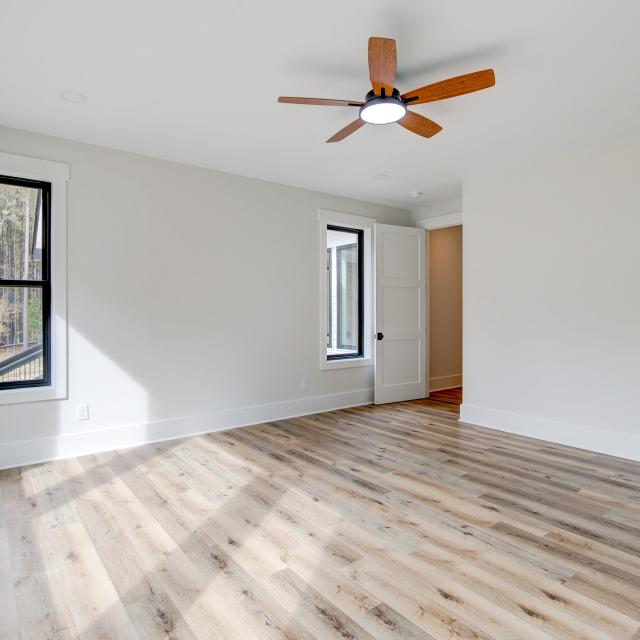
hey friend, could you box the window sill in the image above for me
[0,384,66,406]
[320,357,373,371]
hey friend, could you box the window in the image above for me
[0,151,68,405]
[326,248,332,348]
[326,225,363,359]
[0,176,51,389]
[319,210,374,370]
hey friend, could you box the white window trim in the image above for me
[0,151,68,405]
[318,209,375,370]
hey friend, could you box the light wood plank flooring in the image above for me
[426,387,463,409]
[2,397,640,639]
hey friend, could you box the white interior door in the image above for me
[375,224,427,404]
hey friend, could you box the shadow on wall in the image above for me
[0,322,150,469]
[0,122,411,470]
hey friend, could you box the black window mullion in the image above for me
[0,279,46,287]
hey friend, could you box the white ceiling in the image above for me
[1,1,639,208]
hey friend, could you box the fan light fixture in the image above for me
[277,37,496,142]
[359,90,406,124]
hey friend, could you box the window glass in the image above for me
[337,243,358,350]
[0,176,50,389]
[326,248,332,348]
[0,286,44,383]
[0,182,43,280]
[326,226,362,359]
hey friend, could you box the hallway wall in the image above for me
[428,225,463,391]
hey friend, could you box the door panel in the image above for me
[375,224,426,404]
[381,232,421,278]
[383,287,420,333]
[381,339,421,386]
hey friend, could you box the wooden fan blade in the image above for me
[326,119,366,143]
[401,69,495,105]
[398,111,442,138]
[368,37,397,96]
[278,96,364,107]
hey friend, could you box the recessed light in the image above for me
[410,191,423,198]
[60,90,88,104]
[373,173,390,180]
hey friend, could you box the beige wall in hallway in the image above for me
[429,225,462,391]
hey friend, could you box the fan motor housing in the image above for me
[364,88,402,102]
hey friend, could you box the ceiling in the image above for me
[1,1,639,208]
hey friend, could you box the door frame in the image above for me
[416,211,463,396]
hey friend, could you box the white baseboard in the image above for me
[429,374,462,392]
[460,403,640,462]
[0,388,374,470]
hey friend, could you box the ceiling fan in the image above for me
[278,37,495,142]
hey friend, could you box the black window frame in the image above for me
[0,174,52,390]
[326,224,364,361]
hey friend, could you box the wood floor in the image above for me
[426,387,463,409]
[2,396,640,639]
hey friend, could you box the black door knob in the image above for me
[377,332,384,340]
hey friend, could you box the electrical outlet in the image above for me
[76,404,90,421]
[301,377,308,393]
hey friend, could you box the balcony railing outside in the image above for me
[0,342,44,383]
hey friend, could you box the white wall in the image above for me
[413,201,462,224]
[461,135,640,460]
[0,126,410,468]
[412,186,463,225]
[428,225,462,391]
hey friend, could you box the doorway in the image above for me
[427,223,462,402]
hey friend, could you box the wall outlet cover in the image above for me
[76,404,90,421]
